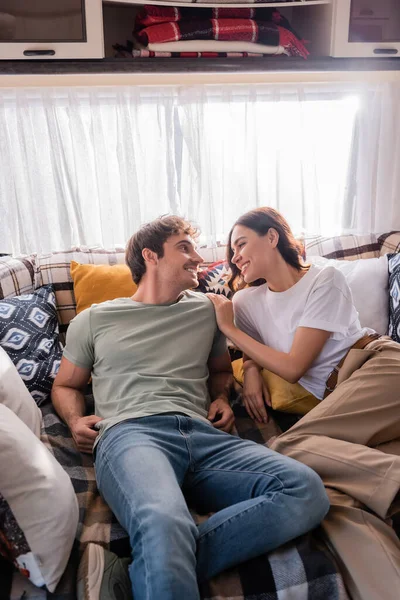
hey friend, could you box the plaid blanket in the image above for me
[134,7,308,58]
[136,21,308,58]
[135,6,297,30]
[5,401,349,600]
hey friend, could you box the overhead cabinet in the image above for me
[0,0,104,59]
[331,0,400,58]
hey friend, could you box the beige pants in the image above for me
[269,337,400,600]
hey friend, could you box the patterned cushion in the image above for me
[196,261,232,297]
[36,247,127,333]
[388,253,400,343]
[0,255,36,300]
[0,285,62,405]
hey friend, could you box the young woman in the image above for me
[207,207,400,600]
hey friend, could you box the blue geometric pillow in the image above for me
[388,253,400,343]
[0,285,62,406]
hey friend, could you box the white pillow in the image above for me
[0,346,42,436]
[0,404,79,592]
[310,256,389,335]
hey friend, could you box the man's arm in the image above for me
[207,350,234,432]
[52,357,102,454]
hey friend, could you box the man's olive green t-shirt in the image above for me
[63,291,227,443]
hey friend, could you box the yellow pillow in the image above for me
[232,358,319,415]
[70,261,137,314]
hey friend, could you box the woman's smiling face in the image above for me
[230,224,276,283]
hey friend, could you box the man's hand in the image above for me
[69,415,103,454]
[207,398,235,433]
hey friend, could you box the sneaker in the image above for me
[77,543,133,600]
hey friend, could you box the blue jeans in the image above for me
[95,415,329,600]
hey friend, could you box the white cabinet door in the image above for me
[332,0,400,57]
[0,0,104,59]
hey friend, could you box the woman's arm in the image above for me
[242,353,261,371]
[242,361,272,423]
[230,325,330,383]
[207,294,330,383]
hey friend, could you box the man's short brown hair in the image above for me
[126,216,199,285]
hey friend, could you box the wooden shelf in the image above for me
[1,56,400,76]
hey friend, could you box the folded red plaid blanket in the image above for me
[135,20,309,59]
[136,6,283,28]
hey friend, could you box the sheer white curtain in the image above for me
[0,82,398,255]
[177,85,360,246]
[0,87,179,254]
[346,82,400,234]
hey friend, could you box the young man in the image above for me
[52,216,329,600]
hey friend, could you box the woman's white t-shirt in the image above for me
[233,264,374,400]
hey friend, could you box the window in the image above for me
[1,83,394,256]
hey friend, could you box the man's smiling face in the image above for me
[157,232,204,292]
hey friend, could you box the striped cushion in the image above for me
[0,256,36,300]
